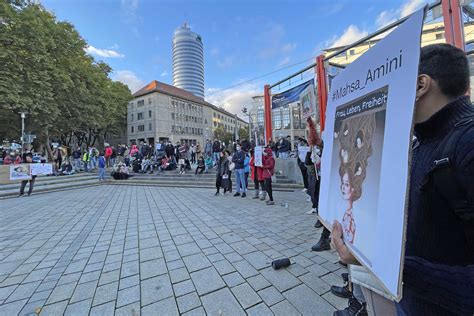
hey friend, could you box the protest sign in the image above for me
[297,146,310,162]
[254,146,263,167]
[318,8,425,300]
[31,163,53,176]
[10,164,31,181]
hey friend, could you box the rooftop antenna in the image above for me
[184,21,188,28]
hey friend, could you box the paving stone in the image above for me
[270,299,301,315]
[246,274,271,291]
[23,268,51,283]
[0,284,16,301]
[201,288,245,316]
[141,296,178,315]
[121,261,139,278]
[139,247,163,262]
[141,274,173,306]
[182,306,206,316]
[224,252,244,263]
[70,280,97,303]
[40,300,69,316]
[206,253,225,263]
[222,271,245,288]
[212,259,236,276]
[190,267,225,296]
[167,259,185,271]
[177,291,201,313]
[0,299,28,315]
[242,251,271,270]
[287,263,309,277]
[299,272,331,295]
[246,302,274,316]
[233,260,259,278]
[230,241,258,255]
[182,253,212,273]
[79,270,101,284]
[261,268,301,292]
[169,267,190,284]
[6,281,40,302]
[231,283,262,309]
[115,301,141,316]
[322,291,348,310]
[173,279,195,297]
[177,243,202,257]
[98,269,121,286]
[283,284,335,315]
[57,272,82,285]
[140,258,168,280]
[258,286,285,306]
[117,284,140,308]
[321,272,344,288]
[92,281,118,306]
[64,298,92,316]
[119,274,140,290]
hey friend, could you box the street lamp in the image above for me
[241,107,252,142]
[20,112,26,152]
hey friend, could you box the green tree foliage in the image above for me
[0,1,131,156]
[238,127,249,141]
[213,126,233,145]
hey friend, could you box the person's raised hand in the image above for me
[332,220,359,265]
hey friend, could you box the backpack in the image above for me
[421,116,474,250]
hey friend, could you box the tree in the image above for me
[238,127,249,141]
[213,126,233,145]
[0,2,132,157]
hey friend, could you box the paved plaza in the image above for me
[0,186,348,315]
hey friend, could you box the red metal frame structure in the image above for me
[263,0,464,141]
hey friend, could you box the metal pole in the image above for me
[289,105,294,151]
[20,112,26,152]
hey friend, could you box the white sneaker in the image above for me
[302,188,308,193]
[306,197,311,202]
[305,208,317,215]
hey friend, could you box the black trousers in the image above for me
[20,176,36,195]
[264,178,273,201]
[195,166,205,174]
[254,179,264,190]
[299,163,309,189]
[191,153,196,164]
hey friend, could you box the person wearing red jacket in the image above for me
[262,147,275,205]
[105,146,113,168]
[249,149,265,200]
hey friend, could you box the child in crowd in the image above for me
[98,152,106,181]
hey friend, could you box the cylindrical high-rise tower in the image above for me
[172,23,204,98]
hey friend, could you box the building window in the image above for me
[131,114,134,122]
[349,49,355,56]
[272,109,282,129]
[148,110,152,118]
[282,108,290,129]
[137,112,144,120]
[131,126,134,133]
[213,113,216,118]
[148,97,152,104]
[137,100,144,106]
[149,123,152,131]
[436,32,445,40]
[214,121,217,127]
[138,125,145,132]
[171,125,175,133]
[171,113,175,120]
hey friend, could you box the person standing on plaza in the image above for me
[204,139,212,158]
[82,149,90,172]
[249,149,265,199]
[105,145,112,168]
[89,146,99,170]
[212,139,221,164]
[297,138,309,193]
[110,145,117,166]
[190,142,197,164]
[277,136,290,159]
[232,144,247,197]
[262,147,275,205]
[244,151,250,189]
[72,146,82,172]
[18,153,36,197]
[98,152,106,181]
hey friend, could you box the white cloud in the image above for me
[210,47,220,56]
[121,0,142,37]
[160,71,168,77]
[329,25,368,48]
[257,23,296,60]
[376,0,424,28]
[85,45,125,58]
[217,56,234,69]
[206,82,262,118]
[112,70,144,93]
[278,56,291,67]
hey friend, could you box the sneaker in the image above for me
[17,193,24,198]
[306,197,311,202]
[311,238,331,252]
[314,220,323,228]
[266,201,275,205]
[333,296,367,316]
[241,193,246,198]
[233,192,241,197]
[214,192,219,196]
[306,208,317,215]
[302,188,308,193]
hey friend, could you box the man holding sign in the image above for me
[332,44,474,315]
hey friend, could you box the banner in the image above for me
[10,164,31,181]
[254,146,263,167]
[31,163,53,176]
[272,79,317,118]
[318,8,425,300]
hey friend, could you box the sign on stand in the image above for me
[318,8,425,301]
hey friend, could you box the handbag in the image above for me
[229,162,235,171]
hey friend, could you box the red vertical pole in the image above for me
[442,0,465,50]
[316,55,328,132]
[263,84,272,144]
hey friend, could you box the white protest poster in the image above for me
[318,8,425,300]
[10,164,31,181]
[31,163,53,176]
[297,146,310,162]
[254,146,263,167]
